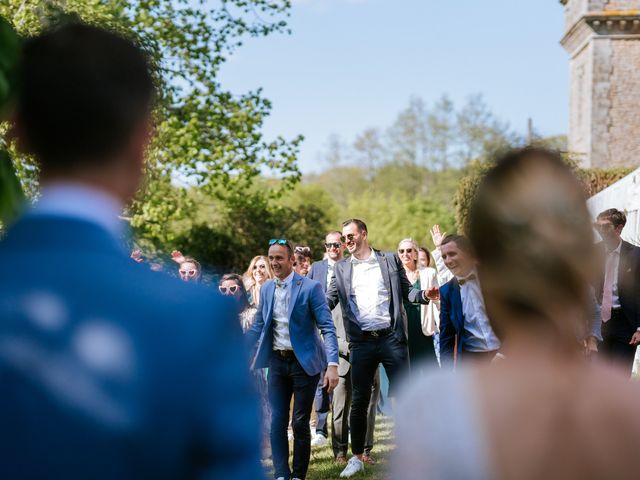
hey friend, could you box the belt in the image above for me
[273,349,296,359]
[362,327,393,338]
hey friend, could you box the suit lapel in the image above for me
[452,279,464,331]
[342,259,352,298]
[288,273,303,320]
[377,250,393,295]
[264,281,276,328]
[619,241,632,285]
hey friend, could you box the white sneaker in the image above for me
[310,433,329,447]
[340,456,364,477]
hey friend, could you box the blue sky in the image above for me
[219,0,569,173]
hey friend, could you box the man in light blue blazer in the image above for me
[0,24,264,480]
[246,239,339,480]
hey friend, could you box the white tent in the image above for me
[587,168,640,374]
[587,167,640,245]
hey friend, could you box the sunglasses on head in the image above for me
[398,248,414,254]
[295,246,311,256]
[269,239,287,246]
[219,285,239,295]
[325,242,341,249]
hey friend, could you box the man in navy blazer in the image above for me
[594,208,640,373]
[246,239,339,480]
[438,235,501,368]
[0,25,264,480]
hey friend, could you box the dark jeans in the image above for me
[349,333,409,455]
[314,369,330,438]
[601,309,637,375]
[269,354,320,480]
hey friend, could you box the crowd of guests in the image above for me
[4,23,640,480]
[129,197,639,479]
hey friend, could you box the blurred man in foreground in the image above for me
[0,24,263,479]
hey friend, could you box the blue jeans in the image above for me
[268,354,320,480]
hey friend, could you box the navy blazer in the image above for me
[596,240,640,329]
[245,273,339,376]
[326,250,428,343]
[0,215,264,480]
[438,278,465,368]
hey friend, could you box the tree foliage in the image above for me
[1,0,306,272]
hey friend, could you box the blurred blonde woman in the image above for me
[243,255,274,307]
[397,238,439,373]
[393,147,640,479]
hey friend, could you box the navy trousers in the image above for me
[269,354,320,480]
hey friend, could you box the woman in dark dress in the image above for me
[397,238,438,374]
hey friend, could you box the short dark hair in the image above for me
[440,234,473,255]
[17,23,154,170]
[342,218,368,233]
[597,208,626,229]
[269,239,294,258]
[294,245,312,259]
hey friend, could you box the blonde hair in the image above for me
[243,255,274,304]
[398,238,420,269]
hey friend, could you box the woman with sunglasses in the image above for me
[398,238,439,374]
[219,273,271,459]
[243,255,274,307]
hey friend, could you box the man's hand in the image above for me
[584,336,598,355]
[323,365,339,394]
[426,286,440,301]
[430,225,447,249]
[629,331,640,346]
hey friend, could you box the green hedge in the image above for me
[455,161,634,234]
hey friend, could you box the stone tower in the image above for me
[560,0,640,168]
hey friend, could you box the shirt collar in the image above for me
[327,258,337,267]
[275,270,295,287]
[29,182,125,238]
[609,241,622,256]
[351,248,376,264]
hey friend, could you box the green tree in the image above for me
[1,0,306,270]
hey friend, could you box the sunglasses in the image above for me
[219,285,239,295]
[325,242,341,249]
[341,234,356,243]
[398,248,414,254]
[295,246,311,256]
[269,239,288,246]
[179,269,197,277]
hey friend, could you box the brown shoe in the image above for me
[362,454,376,465]
[335,455,348,466]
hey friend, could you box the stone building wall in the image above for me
[561,0,640,168]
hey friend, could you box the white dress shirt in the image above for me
[272,271,295,351]
[605,242,622,309]
[349,249,392,331]
[459,272,501,352]
[30,182,124,238]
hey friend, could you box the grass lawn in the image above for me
[263,416,395,480]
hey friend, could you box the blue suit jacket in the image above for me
[245,273,339,376]
[438,278,465,367]
[0,215,264,480]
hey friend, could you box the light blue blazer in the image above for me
[246,273,339,376]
